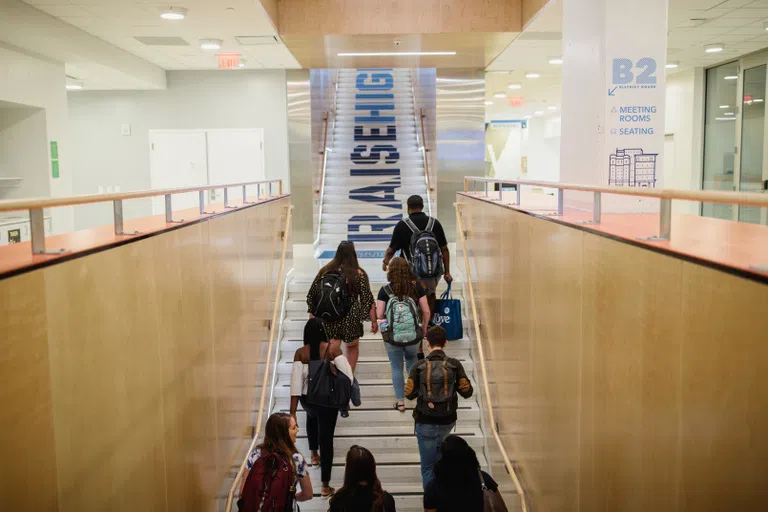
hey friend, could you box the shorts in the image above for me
[421,277,440,295]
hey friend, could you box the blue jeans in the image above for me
[415,421,455,489]
[384,342,420,400]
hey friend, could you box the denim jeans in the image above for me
[415,421,456,489]
[384,342,420,400]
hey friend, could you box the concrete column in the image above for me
[561,0,668,211]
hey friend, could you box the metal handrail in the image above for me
[410,73,433,216]
[0,179,283,255]
[463,176,768,241]
[315,73,340,246]
[225,204,293,512]
[455,202,529,512]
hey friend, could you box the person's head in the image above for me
[387,256,416,298]
[407,195,424,214]
[303,317,328,349]
[426,325,447,351]
[432,435,483,507]
[260,413,299,461]
[331,445,384,511]
[320,240,366,293]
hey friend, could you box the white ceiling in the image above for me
[24,0,301,72]
[484,0,768,120]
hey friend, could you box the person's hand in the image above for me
[382,260,388,272]
[423,326,429,338]
[371,321,379,334]
[444,272,453,284]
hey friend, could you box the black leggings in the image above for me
[300,396,339,484]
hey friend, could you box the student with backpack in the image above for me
[289,318,354,498]
[376,257,430,413]
[329,445,398,512]
[239,413,313,512]
[382,195,452,316]
[404,326,474,489]
[424,435,508,512]
[308,240,377,373]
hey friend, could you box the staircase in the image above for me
[316,68,430,260]
[273,276,487,511]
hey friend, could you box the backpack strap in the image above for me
[442,360,449,397]
[404,217,419,234]
[384,285,394,298]
[426,360,432,398]
[426,216,435,233]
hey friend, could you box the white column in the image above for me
[561,0,668,212]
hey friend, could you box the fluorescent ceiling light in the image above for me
[508,82,522,90]
[724,75,738,80]
[525,72,541,79]
[754,98,764,103]
[337,51,456,57]
[484,100,493,105]
[715,117,736,121]
[200,38,222,50]
[548,57,563,65]
[494,92,506,98]
[705,44,724,53]
[666,62,679,69]
[160,7,187,20]
[719,105,729,109]
[548,106,557,110]
[724,112,735,116]
[65,83,83,90]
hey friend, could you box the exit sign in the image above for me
[217,53,241,69]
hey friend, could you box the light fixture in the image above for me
[754,98,764,103]
[200,38,222,50]
[237,58,246,69]
[719,105,730,109]
[764,21,768,31]
[534,111,543,116]
[666,62,679,69]
[715,117,736,121]
[724,75,738,80]
[525,72,541,79]
[705,43,724,53]
[548,57,563,65]
[337,51,456,57]
[508,82,522,90]
[65,82,83,91]
[484,100,493,106]
[524,115,532,119]
[160,7,187,20]
[494,92,506,98]
[548,105,557,111]
[724,112,735,116]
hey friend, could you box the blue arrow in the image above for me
[608,87,617,96]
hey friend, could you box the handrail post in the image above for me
[224,188,237,209]
[516,184,522,206]
[113,200,140,236]
[199,190,215,215]
[576,191,601,225]
[29,208,67,255]
[269,182,273,197]
[659,198,671,239]
[498,182,503,202]
[557,189,564,215]
[165,194,184,223]
[243,185,255,205]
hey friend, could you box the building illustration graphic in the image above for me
[608,148,658,187]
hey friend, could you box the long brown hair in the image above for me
[329,445,385,512]
[257,413,298,469]
[318,241,367,294]
[386,257,418,299]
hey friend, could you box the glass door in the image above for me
[738,63,767,224]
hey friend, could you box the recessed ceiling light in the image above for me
[200,38,222,50]
[705,43,724,53]
[764,22,768,31]
[65,82,83,91]
[548,57,563,65]
[724,112,735,116]
[666,62,679,69]
[525,72,541,79]
[715,117,736,121]
[494,92,506,98]
[508,82,522,90]
[160,7,187,20]
[548,105,557,110]
[719,105,729,109]
[724,75,738,80]
[535,111,543,116]
[484,100,493,105]
[754,98,764,103]
[337,51,456,57]
[524,115,532,119]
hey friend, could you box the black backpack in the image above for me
[312,271,350,322]
[415,356,457,419]
[306,352,352,408]
[405,217,444,279]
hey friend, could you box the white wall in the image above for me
[0,43,72,232]
[0,107,49,200]
[67,70,290,230]
[523,115,561,182]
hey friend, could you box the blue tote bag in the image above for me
[432,283,463,340]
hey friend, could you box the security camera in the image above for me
[394,39,402,46]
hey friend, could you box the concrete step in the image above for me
[323,177,427,187]
[295,426,485,454]
[275,356,476,380]
[279,340,471,362]
[287,281,464,294]
[274,376,476,398]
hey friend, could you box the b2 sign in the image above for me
[612,58,658,86]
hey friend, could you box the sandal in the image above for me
[321,486,336,498]
[394,401,406,413]
[311,454,320,467]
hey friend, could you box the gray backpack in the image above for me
[383,285,422,346]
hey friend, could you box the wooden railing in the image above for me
[315,110,331,245]
[0,179,283,255]
[224,205,293,512]
[463,176,768,241]
[455,202,528,512]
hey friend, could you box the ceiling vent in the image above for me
[236,36,279,46]
[134,36,190,46]
[518,31,562,41]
